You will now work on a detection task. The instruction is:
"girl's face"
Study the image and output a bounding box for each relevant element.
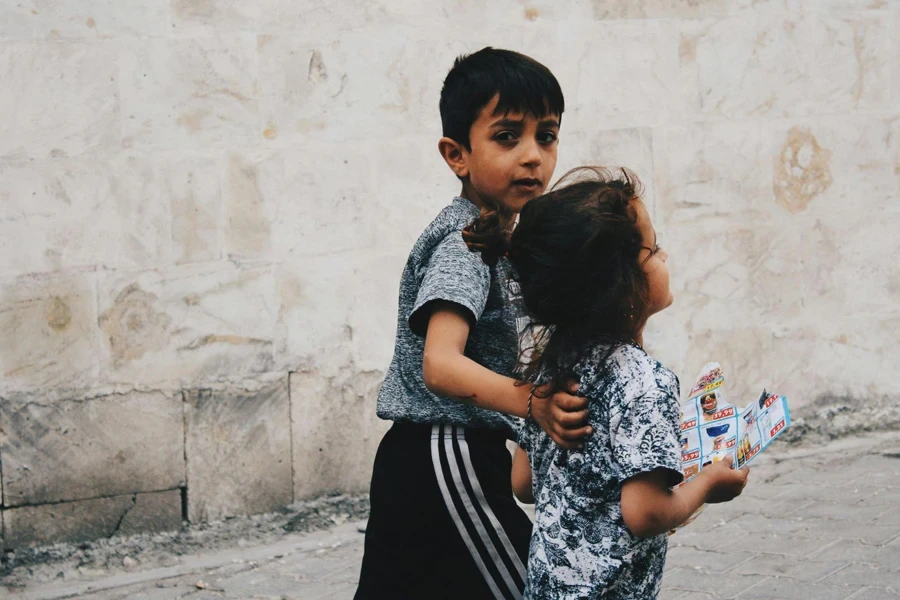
[634,200,673,317]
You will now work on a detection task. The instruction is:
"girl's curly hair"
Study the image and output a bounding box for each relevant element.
[464,167,649,396]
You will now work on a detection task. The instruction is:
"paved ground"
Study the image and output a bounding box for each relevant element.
[8,431,900,600]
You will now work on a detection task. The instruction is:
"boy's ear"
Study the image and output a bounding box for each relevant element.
[438,137,469,178]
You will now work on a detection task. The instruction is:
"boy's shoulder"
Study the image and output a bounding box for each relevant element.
[408,197,482,263]
[578,343,680,403]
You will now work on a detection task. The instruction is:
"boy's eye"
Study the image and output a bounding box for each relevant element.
[537,131,558,144]
[494,131,517,142]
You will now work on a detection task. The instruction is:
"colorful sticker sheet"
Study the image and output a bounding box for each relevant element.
[675,362,792,529]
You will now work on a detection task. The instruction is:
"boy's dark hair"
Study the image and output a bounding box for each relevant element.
[464,167,650,396]
[439,47,564,150]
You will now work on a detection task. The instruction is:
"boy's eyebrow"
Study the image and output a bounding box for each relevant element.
[489,118,525,129]
[488,117,561,129]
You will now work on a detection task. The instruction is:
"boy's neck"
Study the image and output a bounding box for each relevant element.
[459,185,517,231]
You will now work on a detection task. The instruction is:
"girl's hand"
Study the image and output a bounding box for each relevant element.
[701,459,750,504]
[530,382,592,450]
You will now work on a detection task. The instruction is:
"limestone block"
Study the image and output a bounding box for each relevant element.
[118,489,184,536]
[750,0,896,10]
[257,0,438,33]
[0,41,119,159]
[291,368,390,500]
[3,495,131,548]
[257,28,444,144]
[561,128,657,213]
[797,208,900,318]
[591,0,733,19]
[170,0,271,32]
[653,120,776,225]
[184,380,292,522]
[225,153,276,261]
[375,0,593,25]
[770,119,897,217]
[275,256,356,372]
[2,490,182,549]
[0,273,100,394]
[275,249,406,374]
[170,158,223,265]
[681,11,894,118]
[0,155,173,277]
[893,117,900,190]
[655,117,896,224]
[96,264,276,387]
[344,250,409,373]
[656,329,796,412]
[662,218,804,324]
[365,136,460,246]
[799,313,900,401]
[259,0,573,34]
[0,391,184,506]
[648,210,900,405]
[261,147,376,260]
[120,36,258,151]
[0,1,168,39]
[561,20,684,128]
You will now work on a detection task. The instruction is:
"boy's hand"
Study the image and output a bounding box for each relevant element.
[530,381,592,450]
[701,459,750,504]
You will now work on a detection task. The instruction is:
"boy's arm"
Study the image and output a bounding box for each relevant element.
[423,301,591,449]
[511,445,534,504]
[620,461,750,538]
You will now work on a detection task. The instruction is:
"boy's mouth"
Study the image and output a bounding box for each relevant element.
[513,178,542,191]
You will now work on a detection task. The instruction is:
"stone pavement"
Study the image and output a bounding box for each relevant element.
[9,431,900,600]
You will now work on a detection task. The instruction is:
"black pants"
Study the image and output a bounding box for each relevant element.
[355,422,533,600]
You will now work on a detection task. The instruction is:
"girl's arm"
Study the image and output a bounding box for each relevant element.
[423,301,591,449]
[511,445,534,504]
[620,460,750,538]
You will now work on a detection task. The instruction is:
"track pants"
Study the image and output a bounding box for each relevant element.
[355,422,533,600]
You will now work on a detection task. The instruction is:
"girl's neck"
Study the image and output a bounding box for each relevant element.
[632,324,645,349]
[459,185,517,232]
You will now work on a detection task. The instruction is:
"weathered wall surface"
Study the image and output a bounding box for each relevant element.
[0,0,897,547]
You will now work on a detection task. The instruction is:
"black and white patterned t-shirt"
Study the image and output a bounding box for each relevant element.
[376,197,524,438]
[518,342,683,599]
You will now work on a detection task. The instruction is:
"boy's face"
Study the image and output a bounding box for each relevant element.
[447,94,560,215]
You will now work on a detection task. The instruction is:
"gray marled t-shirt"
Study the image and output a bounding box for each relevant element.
[376,197,523,438]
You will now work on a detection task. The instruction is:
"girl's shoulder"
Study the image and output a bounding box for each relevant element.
[577,342,680,404]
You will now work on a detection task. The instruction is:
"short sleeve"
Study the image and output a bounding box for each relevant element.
[516,418,538,452]
[611,388,684,486]
[408,231,491,337]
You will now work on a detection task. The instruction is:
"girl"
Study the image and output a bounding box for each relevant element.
[466,167,750,599]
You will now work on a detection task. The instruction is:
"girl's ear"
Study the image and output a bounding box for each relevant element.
[438,137,469,178]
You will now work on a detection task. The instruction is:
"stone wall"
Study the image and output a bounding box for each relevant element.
[1,0,897,547]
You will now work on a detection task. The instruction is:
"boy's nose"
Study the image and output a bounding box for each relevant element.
[520,139,542,167]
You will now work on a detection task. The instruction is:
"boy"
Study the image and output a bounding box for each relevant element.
[355,48,589,600]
